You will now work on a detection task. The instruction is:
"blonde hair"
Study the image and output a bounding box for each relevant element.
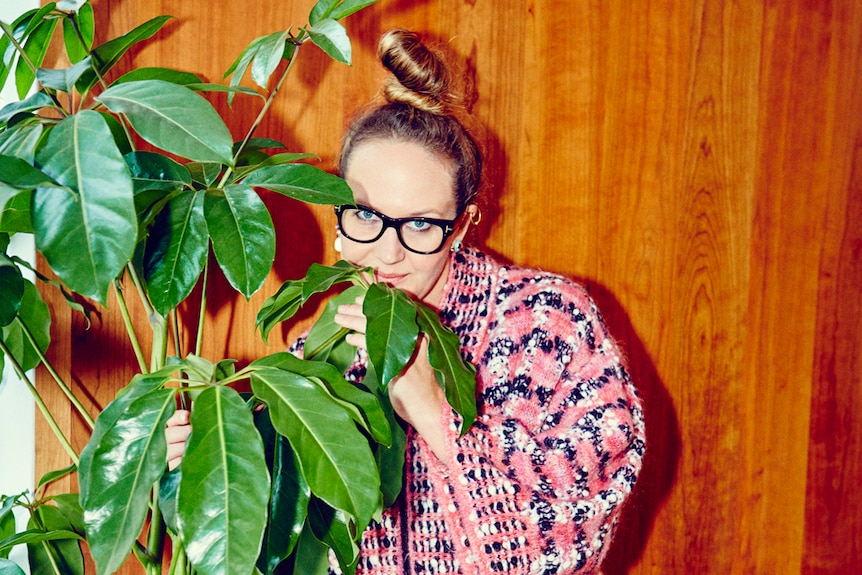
[338,28,482,213]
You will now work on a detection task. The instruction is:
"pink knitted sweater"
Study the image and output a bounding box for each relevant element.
[335,247,645,575]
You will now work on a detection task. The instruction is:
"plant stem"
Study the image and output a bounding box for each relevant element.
[147,487,166,572]
[15,316,95,430]
[0,338,79,465]
[194,257,209,358]
[218,42,303,187]
[114,280,148,374]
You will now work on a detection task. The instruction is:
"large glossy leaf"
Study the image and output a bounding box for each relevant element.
[143,189,208,316]
[61,2,95,63]
[15,9,59,99]
[363,283,419,388]
[75,15,172,93]
[304,19,351,65]
[0,281,50,373]
[291,524,331,575]
[35,57,92,93]
[415,304,477,435]
[205,184,275,298]
[242,163,353,205]
[250,367,380,525]
[367,368,406,508]
[177,386,269,575]
[97,80,234,164]
[0,254,24,326]
[77,369,173,505]
[254,409,309,574]
[80,388,176,575]
[33,110,136,304]
[0,190,33,234]
[253,351,390,446]
[27,504,84,575]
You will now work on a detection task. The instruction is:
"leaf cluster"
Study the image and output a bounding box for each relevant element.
[0,1,478,574]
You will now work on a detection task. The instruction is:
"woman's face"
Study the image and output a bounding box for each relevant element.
[341,139,463,307]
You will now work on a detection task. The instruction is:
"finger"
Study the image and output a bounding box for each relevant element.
[165,423,191,444]
[345,332,367,349]
[335,305,367,333]
[166,409,190,427]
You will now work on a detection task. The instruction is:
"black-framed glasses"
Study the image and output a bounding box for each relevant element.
[335,204,462,255]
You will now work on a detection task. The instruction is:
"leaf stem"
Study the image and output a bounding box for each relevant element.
[113,279,148,374]
[0,338,79,465]
[195,257,209,358]
[15,316,95,430]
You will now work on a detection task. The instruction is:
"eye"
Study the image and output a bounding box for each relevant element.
[355,209,380,224]
[405,219,433,233]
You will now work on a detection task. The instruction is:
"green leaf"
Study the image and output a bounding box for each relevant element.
[307,498,359,575]
[303,284,363,366]
[61,2,95,63]
[27,504,84,575]
[15,10,59,100]
[255,279,305,344]
[304,19,351,65]
[250,367,380,525]
[291,524,331,575]
[0,280,50,372]
[205,184,275,298]
[124,151,192,194]
[79,387,176,575]
[0,92,54,124]
[186,162,223,187]
[75,15,172,93]
[0,155,62,191]
[47,493,85,536]
[0,529,83,553]
[77,368,174,505]
[35,57,91,93]
[329,0,379,22]
[0,122,45,164]
[251,31,289,89]
[33,110,136,304]
[366,366,406,508]
[35,464,76,491]
[363,283,419,388]
[113,66,202,86]
[0,254,24,327]
[253,351,390,446]
[0,558,26,575]
[143,189,208,316]
[178,386,269,575]
[254,409,309,574]
[0,189,33,234]
[301,260,363,301]
[97,80,235,164]
[241,163,354,205]
[415,304,477,435]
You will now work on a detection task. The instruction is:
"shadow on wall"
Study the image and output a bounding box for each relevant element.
[584,281,681,574]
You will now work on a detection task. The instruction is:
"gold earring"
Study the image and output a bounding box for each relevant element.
[469,206,482,226]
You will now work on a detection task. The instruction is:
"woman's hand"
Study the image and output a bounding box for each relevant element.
[165,409,191,471]
[335,298,448,461]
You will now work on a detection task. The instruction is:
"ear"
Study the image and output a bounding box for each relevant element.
[455,204,481,243]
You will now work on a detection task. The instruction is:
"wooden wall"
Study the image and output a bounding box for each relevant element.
[33,0,861,573]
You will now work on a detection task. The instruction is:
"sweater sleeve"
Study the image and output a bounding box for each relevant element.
[432,275,645,575]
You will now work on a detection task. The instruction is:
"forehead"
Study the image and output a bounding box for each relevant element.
[344,139,457,218]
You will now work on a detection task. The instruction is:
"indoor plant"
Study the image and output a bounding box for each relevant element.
[0,1,476,574]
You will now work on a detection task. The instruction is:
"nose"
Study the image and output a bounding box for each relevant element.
[374,226,406,264]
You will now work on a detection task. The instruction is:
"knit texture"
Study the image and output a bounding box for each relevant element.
[319,247,645,575]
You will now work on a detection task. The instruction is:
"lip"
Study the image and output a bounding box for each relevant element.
[375,271,407,285]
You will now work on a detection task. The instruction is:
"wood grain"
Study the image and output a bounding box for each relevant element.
[27,0,862,573]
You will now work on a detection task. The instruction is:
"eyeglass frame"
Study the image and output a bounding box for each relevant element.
[334,204,464,255]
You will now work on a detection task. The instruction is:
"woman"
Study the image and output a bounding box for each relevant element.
[168,28,645,575]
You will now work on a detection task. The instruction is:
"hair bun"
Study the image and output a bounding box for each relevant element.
[378,28,452,114]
